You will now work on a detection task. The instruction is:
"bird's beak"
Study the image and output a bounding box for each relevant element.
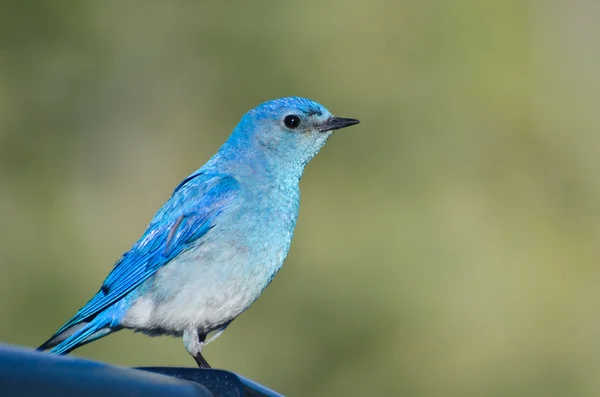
[319,117,360,132]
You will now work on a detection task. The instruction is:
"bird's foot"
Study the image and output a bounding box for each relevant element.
[194,353,211,368]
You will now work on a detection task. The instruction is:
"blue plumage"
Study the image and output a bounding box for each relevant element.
[38,97,359,367]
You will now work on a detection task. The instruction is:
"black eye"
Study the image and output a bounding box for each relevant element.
[283,115,301,129]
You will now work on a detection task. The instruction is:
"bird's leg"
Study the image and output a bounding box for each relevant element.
[183,328,211,368]
[194,353,211,368]
[194,332,211,368]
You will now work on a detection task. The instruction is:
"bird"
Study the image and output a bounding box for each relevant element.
[37,96,359,368]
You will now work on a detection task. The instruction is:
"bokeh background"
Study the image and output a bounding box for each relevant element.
[1,1,599,396]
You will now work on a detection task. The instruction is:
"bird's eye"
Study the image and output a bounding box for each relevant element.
[283,115,301,129]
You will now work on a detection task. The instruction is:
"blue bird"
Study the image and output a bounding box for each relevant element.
[37,97,359,367]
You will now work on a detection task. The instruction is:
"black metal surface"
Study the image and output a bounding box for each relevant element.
[139,367,285,397]
[0,344,284,397]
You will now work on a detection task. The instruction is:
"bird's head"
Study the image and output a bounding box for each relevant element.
[223,97,359,176]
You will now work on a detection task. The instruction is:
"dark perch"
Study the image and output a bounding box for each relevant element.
[0,343,284,397]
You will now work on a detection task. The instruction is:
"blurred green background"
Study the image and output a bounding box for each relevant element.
[1,1,599,396]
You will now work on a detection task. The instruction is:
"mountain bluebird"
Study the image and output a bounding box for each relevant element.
[37,97,359,368]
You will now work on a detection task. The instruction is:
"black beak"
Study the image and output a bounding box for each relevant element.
[319,117,360,132]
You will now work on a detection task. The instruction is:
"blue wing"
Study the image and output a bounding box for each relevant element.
[40,171,239,348]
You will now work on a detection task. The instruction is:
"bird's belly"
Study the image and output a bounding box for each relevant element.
[121,237,288,334]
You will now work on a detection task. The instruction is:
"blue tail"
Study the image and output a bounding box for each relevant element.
[37,302,123,355]
[50,319,115,355]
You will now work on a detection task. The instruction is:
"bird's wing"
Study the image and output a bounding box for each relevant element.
[54,172,239,334]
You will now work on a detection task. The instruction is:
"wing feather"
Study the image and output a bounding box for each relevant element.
[47,172,239,339]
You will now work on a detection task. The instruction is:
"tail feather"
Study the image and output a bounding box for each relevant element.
[50,319,114,355]
[38,312,118,355]
[38,295,127,355]
[37,323,89,351]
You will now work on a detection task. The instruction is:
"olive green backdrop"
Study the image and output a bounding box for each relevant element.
[1,1,599,396]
